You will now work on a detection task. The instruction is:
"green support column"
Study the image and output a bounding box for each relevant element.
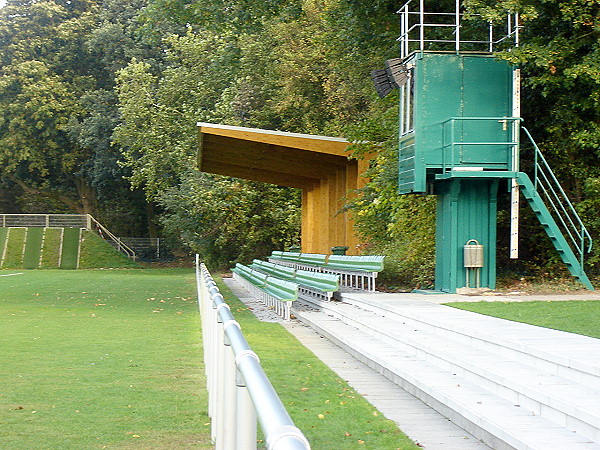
[434,178,499,293]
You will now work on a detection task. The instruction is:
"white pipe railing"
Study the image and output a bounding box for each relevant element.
[0,213,88,228]
[87,215,136,261]
[196,256,310,450]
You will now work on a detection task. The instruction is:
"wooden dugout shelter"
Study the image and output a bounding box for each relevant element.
[196,122,370,255]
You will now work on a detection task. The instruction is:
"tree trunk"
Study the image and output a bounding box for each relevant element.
[75,177,98,216]
[146,200,159,238]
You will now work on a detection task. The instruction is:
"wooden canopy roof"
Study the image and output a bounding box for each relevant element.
[197,122,353,189]
[196,122,368,254]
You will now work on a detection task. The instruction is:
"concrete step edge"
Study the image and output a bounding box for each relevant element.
[292,307,600,449]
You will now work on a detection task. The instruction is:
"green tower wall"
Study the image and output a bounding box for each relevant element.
[434,178,499,292]
[398,53,514,194]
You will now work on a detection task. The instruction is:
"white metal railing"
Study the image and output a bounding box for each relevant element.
[87,216,136,261]
[0,214,89,228]
[398,0,520,59]
[441,116,521,172]
[196,256,310,450]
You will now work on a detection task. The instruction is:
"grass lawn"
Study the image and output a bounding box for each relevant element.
[1,267,420,449]
[0,268,210,449]
[448,300,600,339]
[215,276,420,450]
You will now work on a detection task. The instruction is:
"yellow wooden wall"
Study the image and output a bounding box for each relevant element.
[301,159,369,255]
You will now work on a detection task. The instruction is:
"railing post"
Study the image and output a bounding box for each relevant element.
[223,329,238,450]
[419,0,425,52]
[236,370,257,450]
[455,0,460,53]
[215,313,226,449]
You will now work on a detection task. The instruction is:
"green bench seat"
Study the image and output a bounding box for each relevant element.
[259,277,298,320]
[248,259,265,271]
[295,269,339,292]
[324,255,385,272]
[232,263,298,320]
[233,263,268,287]
[269,251,285,260]
[261,277,298,302]
[297,253,327,266]
[321,255,385,292]
[268,251,300,267]
[294,269,339,301]
[280,252,301,261]
[257,261,296,280]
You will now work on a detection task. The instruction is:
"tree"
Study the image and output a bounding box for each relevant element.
[0,0,104,214]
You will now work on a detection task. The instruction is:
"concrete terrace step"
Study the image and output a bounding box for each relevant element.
[292,295,600,449]
[302,300,600,442]
[341,292,600,390]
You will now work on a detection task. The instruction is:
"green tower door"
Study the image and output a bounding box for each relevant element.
[435,178,499,293]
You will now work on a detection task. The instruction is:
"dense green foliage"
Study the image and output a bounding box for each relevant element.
[0,0,598,280]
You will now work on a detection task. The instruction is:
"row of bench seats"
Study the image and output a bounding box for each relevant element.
[231,263,298,320]
[268,252,385,292]
[249,259,340,301]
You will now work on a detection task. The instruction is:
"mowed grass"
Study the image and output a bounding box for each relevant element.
[215,276,420,450]
[79,231,140,269]
[1,267,420,449]
[448,300,600,339]
[0,269,209,449]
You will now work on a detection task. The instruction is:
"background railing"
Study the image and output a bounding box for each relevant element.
[87,215,137,261]
[441,116,521,172]
[0,213,89,228]
[521,127,593,267]
[398,0,520,59]
[196,256,310,450]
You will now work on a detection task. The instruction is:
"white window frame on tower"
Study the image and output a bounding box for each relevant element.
[400,69,414,136]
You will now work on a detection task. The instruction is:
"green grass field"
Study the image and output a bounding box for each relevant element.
[79,231,140,269]
[23,227,44,269]
[40,228,62,269]
[448,300,600,338]
[3,227,26,268]
[0,269,209,448]
[0,267,421,449]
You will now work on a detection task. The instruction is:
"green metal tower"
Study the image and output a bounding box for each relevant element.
[372,0,594,292]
